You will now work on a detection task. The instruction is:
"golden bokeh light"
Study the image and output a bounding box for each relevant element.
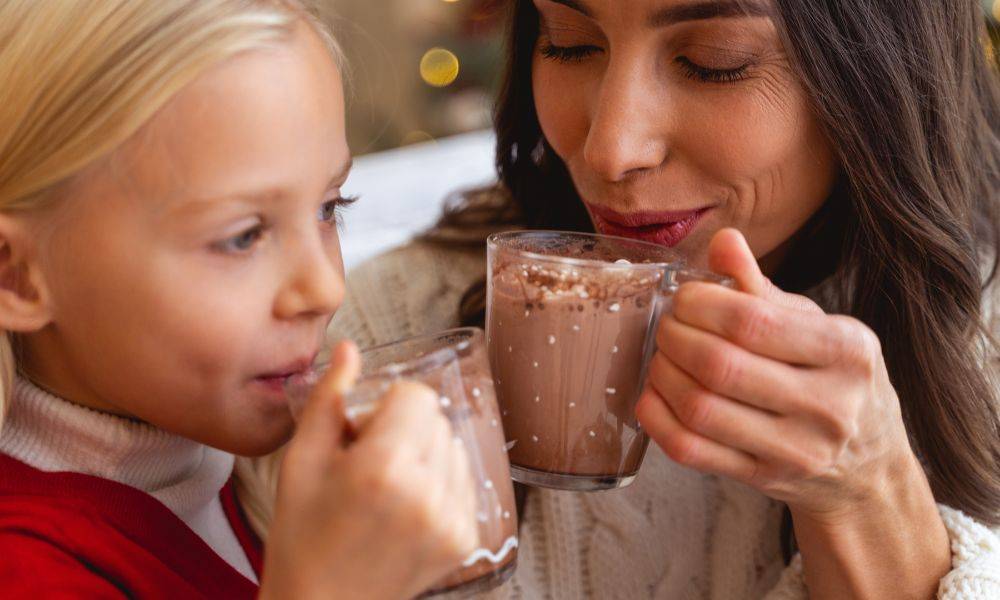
[401,130,436,146]
[420,48,460,87]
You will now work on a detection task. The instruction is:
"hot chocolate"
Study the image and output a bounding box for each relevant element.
[486,231,678,491]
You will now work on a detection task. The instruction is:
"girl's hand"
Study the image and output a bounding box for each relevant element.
[637,229,949,598]
[259,341,479,600]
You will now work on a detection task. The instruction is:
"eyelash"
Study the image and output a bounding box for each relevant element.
[319,195,359,229]
[213,195,359,255]
[540,42,601,62]
[539,42,751,84]
[675,56,750,83]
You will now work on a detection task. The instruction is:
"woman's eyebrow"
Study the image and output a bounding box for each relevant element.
[545,0,594,18]
[543,0,772,25]
[648,1,772,26]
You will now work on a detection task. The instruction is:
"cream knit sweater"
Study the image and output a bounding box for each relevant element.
[326,241,1000,599]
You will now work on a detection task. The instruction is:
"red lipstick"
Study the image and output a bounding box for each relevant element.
[587,203,711,247]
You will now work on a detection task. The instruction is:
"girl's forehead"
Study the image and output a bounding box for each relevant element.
[100,23,348,211]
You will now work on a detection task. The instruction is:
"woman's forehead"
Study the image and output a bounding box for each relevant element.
[535,0,773,25]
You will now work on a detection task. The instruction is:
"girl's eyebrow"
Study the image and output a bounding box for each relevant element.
[329,157,353,188]
[542,0,772,25]
[163,157,353,218]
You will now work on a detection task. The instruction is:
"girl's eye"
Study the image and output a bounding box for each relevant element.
[319,195,358,227]
[214,224,265,254]
[676,56,751,83]
[540,42,602,63]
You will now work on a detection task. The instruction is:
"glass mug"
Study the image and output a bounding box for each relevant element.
[486,230,731,491]
[287,328,518,598]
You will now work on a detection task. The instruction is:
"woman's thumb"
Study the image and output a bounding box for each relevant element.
[294,340,361,447]
[707,228,822,313]
[707,228,769,296]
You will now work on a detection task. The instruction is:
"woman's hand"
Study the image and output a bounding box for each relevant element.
[637,229,949,599]
[259,341,479,600]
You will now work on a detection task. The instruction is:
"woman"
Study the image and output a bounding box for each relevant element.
[326,0,1000,597]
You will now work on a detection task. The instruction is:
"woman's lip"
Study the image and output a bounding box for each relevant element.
[588,204,712,248]
[586,203,711,227]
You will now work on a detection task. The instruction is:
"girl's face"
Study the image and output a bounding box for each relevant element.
[19,24,349,455]
[531,0,838,270]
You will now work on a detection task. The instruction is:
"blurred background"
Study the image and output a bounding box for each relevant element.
[324,0,505,155]
[325,0,999,156]
[325,0,1000,270]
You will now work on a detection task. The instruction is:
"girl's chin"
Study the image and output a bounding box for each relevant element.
[216,425,294,457]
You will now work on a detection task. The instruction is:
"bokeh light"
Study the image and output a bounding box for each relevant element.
[401,130,436,146]
[420,47,460,87]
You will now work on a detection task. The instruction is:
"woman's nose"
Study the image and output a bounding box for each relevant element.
[583,58,669,182]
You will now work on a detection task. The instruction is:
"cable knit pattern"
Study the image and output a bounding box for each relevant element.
[0,377,257,583]
[937,506,1000,599]
[331,240,1000,599]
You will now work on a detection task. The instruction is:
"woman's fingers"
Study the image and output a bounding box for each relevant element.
[647,351,802,463]
[669,282,848,368]
[655,315,808,414]
[636,385,758,484]
[706,228,822,314]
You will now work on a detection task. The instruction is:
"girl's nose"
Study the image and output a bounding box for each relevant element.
[274,236,344,320]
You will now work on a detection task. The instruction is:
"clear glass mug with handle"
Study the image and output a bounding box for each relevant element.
[286,327,518,598]
[486,230,732,491]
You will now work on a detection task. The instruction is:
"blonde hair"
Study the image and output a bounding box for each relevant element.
[0,0,341,538]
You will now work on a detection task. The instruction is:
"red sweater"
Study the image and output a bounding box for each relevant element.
[0,452,263,598]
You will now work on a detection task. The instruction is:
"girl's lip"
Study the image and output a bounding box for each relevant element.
[587,204,713,248]
[254,354,318,390]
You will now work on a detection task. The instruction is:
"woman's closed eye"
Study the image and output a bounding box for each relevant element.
[539,42,603,63]
[541,42,753,84]
[675,56,752,83]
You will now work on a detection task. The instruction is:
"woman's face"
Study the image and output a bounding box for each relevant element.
[531,0,838,270]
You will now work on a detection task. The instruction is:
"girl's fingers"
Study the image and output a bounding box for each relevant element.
[445,437,479,557]
[294,340,360,449]
[636,386,758,484]
[416,413,454,521]
[670,282,847,368]
[647,352,798,463]
[353,381,440,454]
[655,316,807,414]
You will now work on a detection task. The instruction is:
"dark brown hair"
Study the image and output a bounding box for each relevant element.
[430,0,1000,525]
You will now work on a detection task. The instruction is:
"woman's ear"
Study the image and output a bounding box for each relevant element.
[0,215,52,333]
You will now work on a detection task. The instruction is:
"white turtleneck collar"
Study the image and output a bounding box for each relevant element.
[0,375,257,583]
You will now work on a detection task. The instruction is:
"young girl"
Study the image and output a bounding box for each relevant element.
[0,1,479,597]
